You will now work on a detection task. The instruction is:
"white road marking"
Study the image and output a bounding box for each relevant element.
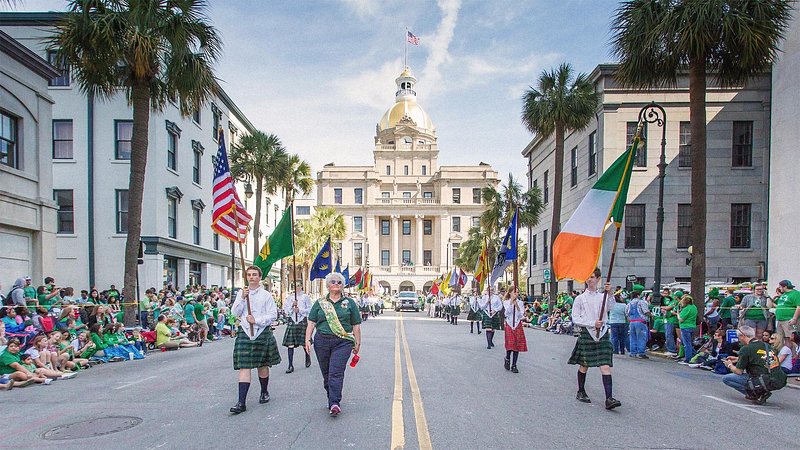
[703,395,772,416]
[114,375,157,390]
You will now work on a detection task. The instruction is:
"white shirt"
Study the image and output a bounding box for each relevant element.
[469,296,481,312]
[503,299,525,329]
[480,294,503,317]
[232,286,277,340]
[283,291,312,323]
[571,289,615,329]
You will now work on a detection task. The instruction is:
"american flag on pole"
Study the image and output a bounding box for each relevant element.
[211,129,251,242]
[407,30,420,45]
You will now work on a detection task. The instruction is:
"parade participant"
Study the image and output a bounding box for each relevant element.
[568,268,620,410]
[230,266,281,415]
[449,293,461,325]
[480,287,503,349]
[283,284,313,374]
[467,293,482,334]
[503,287,528,373]
[305,272,362,417]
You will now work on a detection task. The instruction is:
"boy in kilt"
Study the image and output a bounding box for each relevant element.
[283,284,312,374]
[568,268,621,410]
[466,293,482,334]
[480,288,504,349]
[230,266,281,415]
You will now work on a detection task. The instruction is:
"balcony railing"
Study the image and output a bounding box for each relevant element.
[376,197,439,205]
[371,265,442,275]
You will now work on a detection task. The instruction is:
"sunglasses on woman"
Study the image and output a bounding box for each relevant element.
[329,280,343,285]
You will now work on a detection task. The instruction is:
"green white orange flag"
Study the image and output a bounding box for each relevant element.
[552,125,641,282]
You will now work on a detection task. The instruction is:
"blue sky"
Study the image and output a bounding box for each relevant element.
[9,0,618,183]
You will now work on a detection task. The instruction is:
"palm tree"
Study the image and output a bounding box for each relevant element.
[455,225,496,271]
[522,63,599,306]
[307,207,345,295]
[611,0,792,308]
[282,154,314,208]
[51,0,221,325]
[230,131,288,261]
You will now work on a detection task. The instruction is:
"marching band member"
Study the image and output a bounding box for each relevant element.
[467,292,482,334]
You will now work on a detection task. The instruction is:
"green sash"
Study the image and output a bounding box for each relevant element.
[319,296,356,344]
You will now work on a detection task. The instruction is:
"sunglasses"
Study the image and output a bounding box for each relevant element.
[329,280,343,285]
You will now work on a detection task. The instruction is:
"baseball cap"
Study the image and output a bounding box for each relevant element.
[24,276,31,281]
[779,280,795,289]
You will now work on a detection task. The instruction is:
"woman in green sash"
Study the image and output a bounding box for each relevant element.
[305,272,362,417]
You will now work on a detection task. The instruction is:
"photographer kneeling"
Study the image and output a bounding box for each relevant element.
[722,325,786,405]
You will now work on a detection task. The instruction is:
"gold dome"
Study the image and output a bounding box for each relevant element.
[379,99,434,132]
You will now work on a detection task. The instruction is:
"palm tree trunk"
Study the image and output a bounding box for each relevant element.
[122,82,150,326]
[252,178,263,261]
[548,123,565,311]
[689,58,707,312]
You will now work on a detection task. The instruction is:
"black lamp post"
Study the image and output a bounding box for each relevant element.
[638,102,667,306]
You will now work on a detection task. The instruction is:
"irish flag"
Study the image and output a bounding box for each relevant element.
[552,127,641,282]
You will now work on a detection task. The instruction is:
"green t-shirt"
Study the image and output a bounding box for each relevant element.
[679,304,697,329]
[139,296,151,311]
[0,350,21,375]
[743,295,767,320]
[308,296,362,336]
[23,286,36,299]
[90,333,108,350]
[194,304,205,321]
[38,293,55,310]
[665,298,680,325]
[719,296,736,319]
[184,304,196,324]
[735,340,770,377]
[775,290,800,321]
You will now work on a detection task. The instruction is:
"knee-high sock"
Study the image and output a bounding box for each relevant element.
[477,321,481,332]
[470,322,474,333]
[489,330,495,345]
[287,347,294,366]
[602,374,613,399]
[486,331,493,346]
[506,350,512,360]
[238,382,250,404]
[259,376,270,395]
[577,371,587,393]
[512,351,519,365]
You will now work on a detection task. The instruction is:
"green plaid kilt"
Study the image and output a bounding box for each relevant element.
[445,305,452,314]
[481,310,502,329]
[233,328,282,370]
[466,309,481,321]
[568,328,614,367]
[282,318,307,348]
[451,306,461,315]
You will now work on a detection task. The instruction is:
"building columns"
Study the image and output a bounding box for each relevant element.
[415,215,423,267]
[391,215,399,266]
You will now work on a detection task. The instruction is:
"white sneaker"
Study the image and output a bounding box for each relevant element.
[688,363,702,368]
[59,372,77,380]
[678,361,689,365]
[664,352,678,357]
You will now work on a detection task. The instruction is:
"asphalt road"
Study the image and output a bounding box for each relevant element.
[2,310,798,449]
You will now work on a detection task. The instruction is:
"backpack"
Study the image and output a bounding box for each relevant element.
[746,342,787,395]
[3,287,19,306]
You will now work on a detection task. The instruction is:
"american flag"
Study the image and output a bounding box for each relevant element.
[407,31,420,45]
[211,129,251,242]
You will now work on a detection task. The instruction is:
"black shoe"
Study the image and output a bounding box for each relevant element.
[511,365,519,374]
[751,392,771,405]
[285,365,294,374]
[259,392,270,404]
[477,330,482,334]
[504,358,511,371]
[576,391,591,403]
[487,345,492,349]
[637,354,650,360]
[305,354,312,368]
[605,397,621,410]
[230,402,246,414]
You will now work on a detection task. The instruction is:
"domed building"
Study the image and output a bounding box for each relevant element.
[316,67,499,295]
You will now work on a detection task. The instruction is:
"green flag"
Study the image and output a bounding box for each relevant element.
[254,208,294,275]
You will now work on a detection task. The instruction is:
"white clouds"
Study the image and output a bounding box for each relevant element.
[340,58,405,111]
[421,0,462,95]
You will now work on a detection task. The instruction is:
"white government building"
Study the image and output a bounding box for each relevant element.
[0,13,281,293]
[316,67,499,295]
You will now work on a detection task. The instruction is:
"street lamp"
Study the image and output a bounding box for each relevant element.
[244,182,254,199]
[638,102,667,306]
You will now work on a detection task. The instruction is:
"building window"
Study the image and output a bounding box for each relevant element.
[167,197,177,238]
[192,109,201,125]
[167,130,178,171]
[334,188,342,204]
[53,190,74,234]
[677,204,691,249]
[402,249,411,265]
[588,131,597,176]
[381,250,390,266]
[531,234,537,266]
[404,165,409,175]
[213,232,219,250]
[115,120,133,160]
[402,220,411,235]
[543,171,549,204]
[543,230,548,263]
[192,207,201,245]
[354,188,363,204]
[422,165,427,175]
[382,192,390,199]
[296,205,311,215]
[386,165,391,175]
[193,148,201,184]
[354,243,363,266]
[452,216,461,232]
[473,188,481,204]
[451,243,460,264]
[452,188,461,204]
[1,111,19,169]
[730,203,752,249]
[423,250,432,266]
[570,146,578,187]
[624,204,646,249]
[423,219,432,235]
[381,219,390,235]
[115,190,129,234]
[732,121,753,167]
[423,191,432,199]
[472,216,480,229]
[163,257,177,287]
[52,120,73,159]
[47,50,70,87]
[403,192,411,199]
[212,104,222,141]
[353,216,363,232]
[679,121,691,167]
[627,122,647,167]
[188,261,202,286]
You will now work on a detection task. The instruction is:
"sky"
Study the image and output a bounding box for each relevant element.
[6,0,618,184]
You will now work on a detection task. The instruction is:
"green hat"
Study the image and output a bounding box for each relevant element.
[708,287,720,299]
[632,284,645,293]
[673,290,684,298]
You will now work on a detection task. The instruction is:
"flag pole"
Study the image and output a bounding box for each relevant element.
[233,203,254,336]
[290,200,298,322]
[404,27,408,68]
[596,226,621,338]
[513,207,519,290]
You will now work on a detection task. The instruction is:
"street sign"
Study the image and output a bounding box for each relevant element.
[626,274,637,282]
[543,269,551,283]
